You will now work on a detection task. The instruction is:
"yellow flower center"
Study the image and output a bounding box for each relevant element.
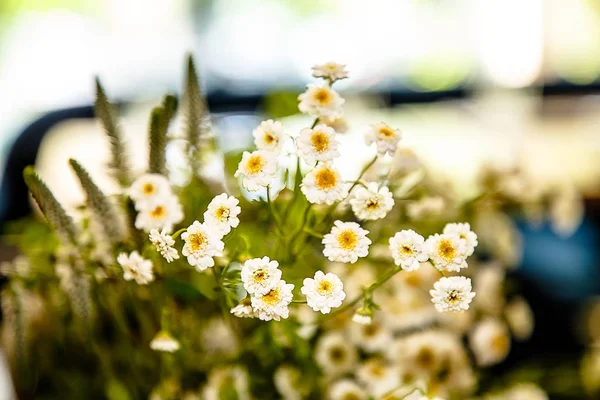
[311,131,330,152]
[491,333,509,354]
[329,346,347,363]
[215,206,230,221]
[314,168,337,190]
[246,154,265,174]
[337,229,358,250]
[364,324,379,337]
[150,205,166,219]
[379,126,395,138]
[188,233,206,251]
[447,289,461,304]
[261,287,281,306]
[143,183,155,195]
[253,269,267,282]
[317,280,332,295]
[416,347,436,369]
[400,245,414,256]
[342,394,361,400]
[366,199,379,210]
[314,88,331,104]
[437,239,456,261]
[264,133,276,144]
[369,362,386,378]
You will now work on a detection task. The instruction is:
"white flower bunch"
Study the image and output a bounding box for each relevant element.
[129,173,183,232]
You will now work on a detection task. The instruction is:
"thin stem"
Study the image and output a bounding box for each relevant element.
[310,118,319,129]
[291,299,307,304]
[347,155,378,195]
[429,260,445,277]
[266,186,285,236]
[171,227,187,239]
[303,227,324,239]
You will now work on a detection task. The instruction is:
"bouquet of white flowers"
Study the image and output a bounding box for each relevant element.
[1,56,554,399]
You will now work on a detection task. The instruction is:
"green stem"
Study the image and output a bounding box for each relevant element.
[303,227,324,239]
[266,186,285,237]
[291,299,307,304]
[429,260,445,277]
[171,227,187,239]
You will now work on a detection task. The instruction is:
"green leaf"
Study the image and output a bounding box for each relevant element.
[95,78,130,186]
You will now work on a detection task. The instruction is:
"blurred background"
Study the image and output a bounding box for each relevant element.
[1,0,600,397]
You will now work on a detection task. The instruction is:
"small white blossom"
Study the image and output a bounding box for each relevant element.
[356,358,400,398]
[348,320,393,353]
[117,251,154,285]
[389,229,429,271]
[352,307,373,325]
[150,331,181,353]
[322,221,371,264]
[328,380,367,400]
[469,318,511,366]
[129,173,172,209]
[301,164,348,205]
[430,276,476,312]
[253,119,288,153]
[504,297,534,341]
[301,270,346,314]
[135,194,184,233]
[298,83,344,118]
[349,182,395,221]
[204,193,241,236]
[235,150,278,191]
[312,62,349,82]
[315,332,358,377]
[241,256,282,296]
[364,122,402,156]
[443,222,478,257]
[426,233,468,272]
[297,124,340,165]
[181,221,225,271]
[149,229,179,262]
[230,299,257,319]
[251,280,295,321]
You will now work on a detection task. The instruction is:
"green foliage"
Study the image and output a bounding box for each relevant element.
[94,78,130,187]
[22,166,78,246]
[148,95,178,175]
[69,159,126,245]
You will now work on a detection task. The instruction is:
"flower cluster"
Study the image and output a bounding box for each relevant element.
[129,174,183,233]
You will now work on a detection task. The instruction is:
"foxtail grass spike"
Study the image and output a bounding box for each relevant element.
[23,166,78,246]
[148,94,178,175]
[182,54,210,167]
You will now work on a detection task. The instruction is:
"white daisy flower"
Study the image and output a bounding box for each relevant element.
[356,358,400,398]
[301,270,346,314]
[348,320,393,353]
[181,221,225,271]
[297,124,340,165]
[322,221,371,264]
[253,119,288,153]
[230,298,257,319]
[425,233,468,272]
[364,122,402,156]
[204,193,241,236]
[150,330,181,353]
[312,62,349,82]
[149,229,179,262]
[241,256,282,296]
[234,150,278,192]
[328,379,367,400]
[251,279,294,321]
[134,194,184,233]
[349,182,395,221]
[117,251,154,285]
[129,173,172,209]
[389,229,429,271]
[301,164,348,205]
[469,318,511,366]
[430,276,476,313]
[443,222,478,256]
[315,332,358,377]
[298,83,344,118]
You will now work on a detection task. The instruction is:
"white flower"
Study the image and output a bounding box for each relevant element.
[503,383,548,400]
[234,150,278,191]
[356,358,400,398]
[301,270,346,314]
[117,251,154,285]
[349,182,395,221]
[297,124,340,165]
[364,122,402,156]
[389,229,429,271]
[430,276,476,312]
[426,233,468,272]
[181,221,225,271]
[312,62,349,82]
[469,318,511,366]
[274,366,304,400]
[315,332,358,376]
[504,296,534,341]
[251,280,294,321]
[253,119,288,153]
[352,307,373,325]
[323,221,371,263]
[348,320,393,353]
[230,299,257,319]
[443,222,478,256]
[204,193,241,236]
[301,164,348,205]
[241,256,282,296]
[328,379,367,400]
[150,330,180,352]
[129,173,172,209]
[149,229,179,262]
[298,83,344,118]
[134,194,184,233]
